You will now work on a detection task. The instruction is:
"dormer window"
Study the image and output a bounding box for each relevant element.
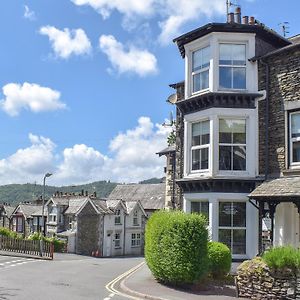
[219,44,246,90]
[192,46,210,93]
[114,209,121,225]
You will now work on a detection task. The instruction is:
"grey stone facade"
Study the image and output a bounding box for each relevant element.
[258,46,300,177]
[76,201,103,256]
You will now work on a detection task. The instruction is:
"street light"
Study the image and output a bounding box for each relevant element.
[40,173,52,257]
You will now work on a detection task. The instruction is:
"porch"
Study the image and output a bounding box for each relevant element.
[249,176,300,253]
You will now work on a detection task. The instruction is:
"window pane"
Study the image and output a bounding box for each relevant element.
[219,67,231,89]
[192,121,210,146]
[233,230,246,254]
[219,44,232,65]
[219,146,231,170]
[219,229,231,250]
[192,50,202,72]
[233,146,246,170]
[201,148,209,169]
[232,202,246,227]
[219,202,232,227]
[292,114,300,138]
[233,68,246,89]
[193,46,210,71]
[192,149,200,170]
[200,70,209,90]
[192,122,201,146]
[201,202,209,220]
[193,73,201,93]
[191,202,200,213]
[293,141,300,162]
[232,45,246,65]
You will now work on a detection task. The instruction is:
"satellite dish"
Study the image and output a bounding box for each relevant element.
[167,93,177,104]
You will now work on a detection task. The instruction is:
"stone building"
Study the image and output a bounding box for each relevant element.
[159,7,299,259]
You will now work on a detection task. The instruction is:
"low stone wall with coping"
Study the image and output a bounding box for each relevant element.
[235,258,300,299]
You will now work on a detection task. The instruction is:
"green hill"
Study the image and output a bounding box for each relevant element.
[0,181,118,205]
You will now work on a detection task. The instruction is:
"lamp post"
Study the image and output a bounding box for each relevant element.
[40,172,52,256]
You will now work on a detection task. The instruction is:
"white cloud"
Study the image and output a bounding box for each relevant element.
[0,82,66,116]
[39,26,92,59]
[0,134,56,184]
[0,117,170,185]
[99,35,158,76]
[24,5,36,21]
[71,0,225,44]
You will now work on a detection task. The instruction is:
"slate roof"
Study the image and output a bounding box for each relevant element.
[49,197,70,206]
[91,199,112,214]
[249,176,300,199]
[16,204,43,218]
[108,184,165,210]
[3,205,14,218]
[156,145,176,157]
[31,206,48,216]
[64,198,89,215]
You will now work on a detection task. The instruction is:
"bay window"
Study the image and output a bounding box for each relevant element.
[191,120,210,171]
[290,112,300,165]
[219,44,246,90]
[191,201,209,221]
[219,119,246,171]
[219,201,246,255]
[192,46,210,93]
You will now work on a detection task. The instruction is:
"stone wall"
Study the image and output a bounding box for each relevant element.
[76,201,102,256]
[236,258,300,299]
[258,46,300,177]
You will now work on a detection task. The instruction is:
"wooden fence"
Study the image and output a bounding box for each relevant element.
[0,235,53,259]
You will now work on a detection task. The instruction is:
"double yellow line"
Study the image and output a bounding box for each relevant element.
[105,261,145,300]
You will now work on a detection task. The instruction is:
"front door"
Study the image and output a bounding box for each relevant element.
[106,233,112,257]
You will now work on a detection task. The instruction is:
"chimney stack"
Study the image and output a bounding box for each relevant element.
[227,12,235,23]
[242,16,249,25]
[234,7,241,24]
[249,16,255,25]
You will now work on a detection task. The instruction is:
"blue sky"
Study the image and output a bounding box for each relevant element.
[0,0,299,186]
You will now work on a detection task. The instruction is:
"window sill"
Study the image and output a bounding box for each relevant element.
[131,245,141,248]
[114,247,122,249]
[114,223,122,226]
[283,168,300,176]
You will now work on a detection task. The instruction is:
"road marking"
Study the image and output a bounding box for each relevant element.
[106,262,145,300]
[0,258,39,269]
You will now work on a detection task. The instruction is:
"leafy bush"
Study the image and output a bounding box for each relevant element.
[27,233,66,252]
[207,241,231,278]
[0,227,22,239]
[145,210,209,285]
[262,246,300,271]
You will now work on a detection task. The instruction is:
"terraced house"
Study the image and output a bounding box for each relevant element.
[160,7,300,260]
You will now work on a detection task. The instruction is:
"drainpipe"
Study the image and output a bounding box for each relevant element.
[171,152,176,210]
[123,211,126,256]
[260,58,270,180]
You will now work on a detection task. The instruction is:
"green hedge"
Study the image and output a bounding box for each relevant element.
[208,241,231,278]
[27,232,66,252]
[0,227,22,239]
[145,210,209,285]
[262,246,300,271]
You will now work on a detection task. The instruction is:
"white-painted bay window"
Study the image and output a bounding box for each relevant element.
[191,120,210,171]
[219,44,246,90]
[290,112,300,166]
[219,119,246,171]
[191,201,209,221]
[192,46,210,93]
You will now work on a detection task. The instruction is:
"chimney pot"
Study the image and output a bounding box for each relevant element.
[227,12,235,23]
[242,16,249,25]
[249,16,255,25]
[234,7,241,24]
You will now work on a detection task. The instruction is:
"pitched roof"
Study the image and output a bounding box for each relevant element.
[156,145,176,157]
[15,204,43,218]
[64,198,89,215]
[91,199,112,214]
[3,205,14,218]
[249,176,300,199]
[49,197,70,206]
[108,184,165,210]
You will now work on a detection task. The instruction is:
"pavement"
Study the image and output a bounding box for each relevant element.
[120,262,241,300]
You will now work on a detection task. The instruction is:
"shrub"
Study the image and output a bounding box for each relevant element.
[0,227,22,239]
[262,246,300,271]
[145,210,209,285]
[27,233,66,252]
[207,241,231,278]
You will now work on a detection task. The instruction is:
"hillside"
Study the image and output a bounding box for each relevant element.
[0,181,118,205]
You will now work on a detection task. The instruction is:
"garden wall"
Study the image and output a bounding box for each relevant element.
[236,258,300,299]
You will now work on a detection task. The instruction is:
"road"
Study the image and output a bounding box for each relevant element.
[0,253,144,300]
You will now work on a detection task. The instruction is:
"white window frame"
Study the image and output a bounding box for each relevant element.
[218,200,247,256]
[184,107,257,178]
[191,46,210,95]
[190,120,210,172]
[218,118,247,172]
[218,43,247,91]
[114,233,121,248]
[133,210,139,226]
[131,233,141,247]
[114,209,121,225]
[289,111,300,167]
